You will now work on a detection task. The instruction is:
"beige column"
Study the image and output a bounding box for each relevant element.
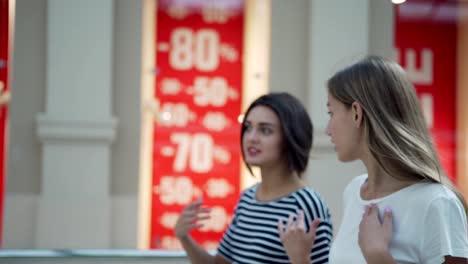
[35,0,117,248]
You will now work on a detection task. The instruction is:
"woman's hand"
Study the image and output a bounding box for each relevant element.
[174,198,211,240]
[278,210,320,264]
[358,204,394,263]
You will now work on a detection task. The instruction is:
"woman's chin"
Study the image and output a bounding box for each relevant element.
[245,159,261,166]
[337,154,356,163]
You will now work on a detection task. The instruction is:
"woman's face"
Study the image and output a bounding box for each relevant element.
[326,92,361,162]
[242,105,284,168]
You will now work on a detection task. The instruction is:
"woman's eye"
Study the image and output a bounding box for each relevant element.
[261,127,272,134]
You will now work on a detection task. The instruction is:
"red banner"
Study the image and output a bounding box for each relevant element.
[0,0,9,246]
[150,0,244,249]
[394,0,457,181]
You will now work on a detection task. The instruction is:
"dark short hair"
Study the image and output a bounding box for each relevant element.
[241,92,313,176]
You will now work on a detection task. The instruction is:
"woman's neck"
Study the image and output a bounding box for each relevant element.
[361,155,416,200]
[256,164,304,201]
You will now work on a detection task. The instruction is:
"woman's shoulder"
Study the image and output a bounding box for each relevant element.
[294,187,333,231]
[411,182,459,200]
[300,185,327,202]
[296,187,332,215]
[402,182,464,213]
[239,183,259,199]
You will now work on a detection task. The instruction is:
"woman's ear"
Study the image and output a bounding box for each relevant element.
[351,102,364,128]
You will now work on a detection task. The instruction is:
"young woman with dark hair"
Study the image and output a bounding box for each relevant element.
[174,92,333,264]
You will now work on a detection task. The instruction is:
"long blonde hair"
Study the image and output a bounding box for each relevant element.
[327,55,468,216]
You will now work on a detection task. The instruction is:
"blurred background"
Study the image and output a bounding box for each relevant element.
[0,0,467,263]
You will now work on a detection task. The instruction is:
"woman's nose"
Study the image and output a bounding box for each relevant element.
[246,129,259,142]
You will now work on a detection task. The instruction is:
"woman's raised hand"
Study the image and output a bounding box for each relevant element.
[174,198,212,239]
[278,210,320,264]
[358,204,393,262]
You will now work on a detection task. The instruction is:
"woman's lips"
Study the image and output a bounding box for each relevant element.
[246,146,261,156]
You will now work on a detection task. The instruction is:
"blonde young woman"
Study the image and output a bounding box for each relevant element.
[279,56,468,264]
[174,93,333,264]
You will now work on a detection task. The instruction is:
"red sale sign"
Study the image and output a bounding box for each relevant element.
[394,0,457,181]
[0,0,9,246]
[150,0,244,249]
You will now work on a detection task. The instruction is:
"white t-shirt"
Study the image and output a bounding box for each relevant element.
[329,174,468,264]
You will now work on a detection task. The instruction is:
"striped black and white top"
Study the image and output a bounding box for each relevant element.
[217,184,333,264]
